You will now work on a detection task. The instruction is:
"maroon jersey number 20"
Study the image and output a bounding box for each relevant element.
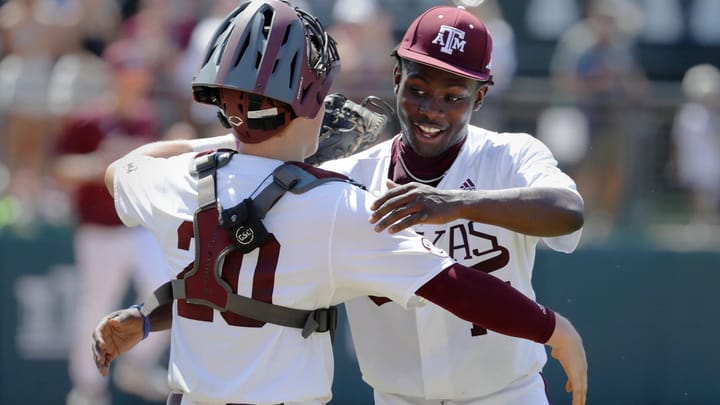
[174,216,279,327]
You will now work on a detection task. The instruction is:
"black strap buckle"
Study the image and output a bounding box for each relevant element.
[301,306,338,338]
[314,306,338,333]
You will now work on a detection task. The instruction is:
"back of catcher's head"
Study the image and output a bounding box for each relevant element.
[191,0,340,144]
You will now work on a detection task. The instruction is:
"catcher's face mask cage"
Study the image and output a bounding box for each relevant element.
[191,0,340,143]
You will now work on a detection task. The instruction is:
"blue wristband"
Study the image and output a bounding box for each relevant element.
[129,304,150,340]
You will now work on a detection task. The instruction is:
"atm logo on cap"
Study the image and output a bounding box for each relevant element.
[431,25,466,55]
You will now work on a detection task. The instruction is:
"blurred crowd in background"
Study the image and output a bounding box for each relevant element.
[0,0,719,250]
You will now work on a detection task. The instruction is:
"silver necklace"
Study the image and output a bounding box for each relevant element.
[398,152,447,184]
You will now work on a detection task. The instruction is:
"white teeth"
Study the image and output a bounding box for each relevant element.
[417,124,440,134]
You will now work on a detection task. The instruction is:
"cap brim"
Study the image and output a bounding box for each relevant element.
[396,47,491,82]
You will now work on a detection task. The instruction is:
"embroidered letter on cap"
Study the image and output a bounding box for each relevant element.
[431,25,467,55]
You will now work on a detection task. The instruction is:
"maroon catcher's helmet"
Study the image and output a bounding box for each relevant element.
[192,0,340,143]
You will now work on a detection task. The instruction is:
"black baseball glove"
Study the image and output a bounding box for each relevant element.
[305,93,394,166]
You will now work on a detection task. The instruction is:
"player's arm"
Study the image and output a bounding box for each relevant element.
[369,180,584,236]
[415,263,587,405]
[92,302,173,377]
[104,134,239,195]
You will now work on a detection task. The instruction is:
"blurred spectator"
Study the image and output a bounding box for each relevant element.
[462,0,517,131]
[328,0,395,102]
[48,40,112,120]
[0,0,61,218]
[689,0,720,45]
[45,0,124,119]
[121,0,200,134]
[548,0,649,238]
[525,0,579,40]
[636,0,683,45]
[671,63,720,226]
[51,39,170,405]
[376,0,445,41]
[172,0,237,138]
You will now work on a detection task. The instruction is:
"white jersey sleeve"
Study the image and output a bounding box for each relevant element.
[504,133,583,253]
[113,152,196,229]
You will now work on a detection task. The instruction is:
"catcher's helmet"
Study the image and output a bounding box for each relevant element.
[192,0,340,143]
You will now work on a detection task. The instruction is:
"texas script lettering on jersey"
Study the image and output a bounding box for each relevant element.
[371,220,511,336]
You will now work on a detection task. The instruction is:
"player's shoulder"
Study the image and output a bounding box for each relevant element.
[469,125,547,153]
[288,161,353,182]
[286,162,366,191]
[320,138,392,171]
[470,125,534,144]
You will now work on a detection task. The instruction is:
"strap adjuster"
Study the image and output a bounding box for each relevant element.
[301,306,338,338]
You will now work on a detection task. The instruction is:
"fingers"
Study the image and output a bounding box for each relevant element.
[370,193,410,223]
[570,349,587,405]
[573,370,588,405]
[92,327,111,377]
[92,314,122,377]
[548,315,587,405]
[370,188,404,212]
[370,199,423,232]
[369,185,424,229]
[96,358,110,377]
[91,340,106,376]
[572,380,587,405]
[369,180,411,211]
[554,346,587,405]
[369,183,451,232]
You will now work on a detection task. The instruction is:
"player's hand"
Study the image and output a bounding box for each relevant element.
[92,308,145,377]
[545,313,588,405]
[369,180,463,233]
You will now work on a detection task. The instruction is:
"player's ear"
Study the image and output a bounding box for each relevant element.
[473,83,489,111]
[392,64,401,94]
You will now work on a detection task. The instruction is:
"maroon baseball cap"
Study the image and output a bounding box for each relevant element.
[396,6,493,81]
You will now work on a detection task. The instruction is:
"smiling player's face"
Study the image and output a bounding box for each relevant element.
[394,61,487,158]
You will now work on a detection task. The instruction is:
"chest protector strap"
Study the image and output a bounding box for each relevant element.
[141,150,351,339]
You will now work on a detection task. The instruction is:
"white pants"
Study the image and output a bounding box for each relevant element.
[373,373,549,405]
[68,225,170,395]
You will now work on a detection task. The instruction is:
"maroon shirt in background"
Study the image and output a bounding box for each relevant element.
[54,101,158,226]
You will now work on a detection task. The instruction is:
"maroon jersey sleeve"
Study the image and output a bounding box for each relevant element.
[416,263,556,343]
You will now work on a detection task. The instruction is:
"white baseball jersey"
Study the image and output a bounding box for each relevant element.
[321,126,582,400]
[112,152,455,404]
